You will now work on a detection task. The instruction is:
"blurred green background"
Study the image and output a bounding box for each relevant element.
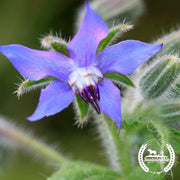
[0,0,180,179]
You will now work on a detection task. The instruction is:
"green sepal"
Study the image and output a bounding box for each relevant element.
[97,24,133,52]
[41,35,69,56]
[104,73,135,87]
[17,77,56,96]
[47,161,120,180]
[75,95,89,124]
[51,42,70,57]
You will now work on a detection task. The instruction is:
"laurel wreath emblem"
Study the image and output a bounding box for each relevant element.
[138,141,175,174]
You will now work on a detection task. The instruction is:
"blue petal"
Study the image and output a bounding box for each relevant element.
[67,1,109,67]
[0,44,74,81]
[96,40,163,74]
[98,77,121,133]
[27,80,75,121]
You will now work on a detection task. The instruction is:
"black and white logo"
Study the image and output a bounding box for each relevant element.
[138,139,175,174]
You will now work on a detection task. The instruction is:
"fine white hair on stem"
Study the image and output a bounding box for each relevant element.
[93,113,122,173]
[0,116,66,166]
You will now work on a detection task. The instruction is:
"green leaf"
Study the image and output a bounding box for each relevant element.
[104,73,135,87]
[47,161,120,180]
[97,24,133,52]
[17,77,56,96]
[123,166,164,180]
[75,95,89,124]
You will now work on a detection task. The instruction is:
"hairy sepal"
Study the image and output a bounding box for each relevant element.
[41,34,69,56]
[97,23,133,52]
[16,77,56,97]
[73,95,89,127]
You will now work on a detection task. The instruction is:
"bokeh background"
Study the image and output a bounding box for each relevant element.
[0,0,180,179]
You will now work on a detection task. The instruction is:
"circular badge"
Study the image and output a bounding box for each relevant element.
[138,139,175,174]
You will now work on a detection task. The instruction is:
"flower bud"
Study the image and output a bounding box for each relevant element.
[76,0,144,30]
[155,29,180,56]
[165,74,180,100]
[139,55,180,100]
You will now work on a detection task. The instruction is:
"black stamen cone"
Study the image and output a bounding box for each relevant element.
[90,101,101,114]
[79,91,89,103]
[79,85,101,114]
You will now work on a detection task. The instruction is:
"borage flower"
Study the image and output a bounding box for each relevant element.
[0,1,162,133]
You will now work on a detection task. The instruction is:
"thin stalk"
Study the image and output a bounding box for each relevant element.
[0,119,66,165]
[150,118,170,170]
[150,120,169,143]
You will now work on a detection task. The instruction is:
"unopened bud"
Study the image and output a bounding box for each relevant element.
[165,74,180,100]
[76,0,144,30]
[155,29,180,56]
[139,55,180,100]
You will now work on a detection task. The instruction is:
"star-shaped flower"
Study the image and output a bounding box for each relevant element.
[0,1,162,133]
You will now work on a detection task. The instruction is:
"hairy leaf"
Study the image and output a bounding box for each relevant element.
[48,161,120,180]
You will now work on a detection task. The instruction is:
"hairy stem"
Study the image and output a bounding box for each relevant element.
[0,118,66,165]
[150,118,170,169]
[95,114,132,175]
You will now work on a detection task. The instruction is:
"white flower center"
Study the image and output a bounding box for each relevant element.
[68,66,103,94]
[67,66,103,114]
